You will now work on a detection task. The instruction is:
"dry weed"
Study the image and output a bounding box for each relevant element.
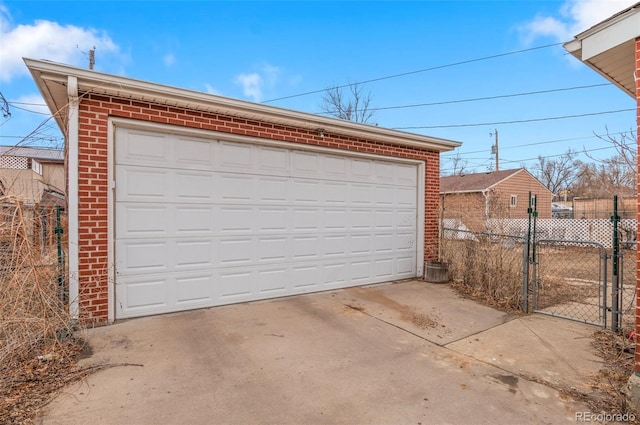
[0,201,79,424]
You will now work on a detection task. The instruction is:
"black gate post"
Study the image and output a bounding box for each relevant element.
[611,196,621,333]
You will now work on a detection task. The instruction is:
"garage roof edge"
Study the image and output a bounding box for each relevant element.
[24,58,461,152]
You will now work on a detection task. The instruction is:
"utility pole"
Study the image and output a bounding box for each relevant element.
[490,129,499,171]
[89,46,95,70]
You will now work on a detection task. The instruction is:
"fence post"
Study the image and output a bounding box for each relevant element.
[522,192,536,313]
[610,196,621,333]
[55,206,65,303]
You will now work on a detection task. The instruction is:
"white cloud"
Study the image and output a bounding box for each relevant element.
[520,0,637,43]
[233,63,282,102]
[204,84,220,95]
[235,73,263,102]
[163,53,175,67]
[0,6,120,82]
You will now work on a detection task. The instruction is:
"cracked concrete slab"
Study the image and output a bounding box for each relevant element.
[38,280,600,425]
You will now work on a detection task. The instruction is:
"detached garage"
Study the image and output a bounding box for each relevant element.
[26,58,460,323]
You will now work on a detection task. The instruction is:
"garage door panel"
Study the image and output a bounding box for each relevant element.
[374,210,395,230]
[397,257,416,275]
[257,237,288,262]
[257,207,288,232]
[258,147,289,176]
[116,129,170,166]
[219,206,253,233]
[219,175,254,202]
[258,178,289,203]
[351,184,373,205]
[293,208,319,232]
[374,161,395,183]
[396,210,416,229]
[396,186,417,207]
[115,128,420,319]
[397,164,418,186]
[118,166,169,201]
[117,240,169,273]
[117,204,170,237]
[218,238,254,265]
[292,236,320,259]
[323,263,347,287]
[396,233,417,251]
[323,209,347,231]
[218,270,255,301]
[324,235,347,256]
[218,142,254,172]
[291,151,320,178]
[118,276,168,312]
[175,172,216,201]
[292,265,320,288]
[374,258,394,278]
[292,180,319,204]
[320,182,348,204]
[374,233,394,253]
[258,268,288,294]
[175,137,215,168]
[351,210,373,229]
[374,186,395,205]
[323,155,348,179]
[174,240,214,268]
[351,235,372,254]
[351,159,372,182]
[175,207,215,234]
[175,274,214,304]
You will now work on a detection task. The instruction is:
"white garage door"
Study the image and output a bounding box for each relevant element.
[114,127,420,318]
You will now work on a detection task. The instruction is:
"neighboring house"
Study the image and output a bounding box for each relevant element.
[25,59,461,324]
[563,0,640,402]
[573,196,636,219]
[440,168,553,231]
[0,146,65,206]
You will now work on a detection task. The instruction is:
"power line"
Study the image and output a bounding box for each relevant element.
[441,131,630,158]
[262,42,564,103]
[395,108,635,130]
[7,103,52,115]
[441,144,623,173]
[319,83,610,115]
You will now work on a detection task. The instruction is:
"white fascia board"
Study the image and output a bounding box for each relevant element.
[23,58,462,152]
[581,13,640,61]
[564,5,640,61]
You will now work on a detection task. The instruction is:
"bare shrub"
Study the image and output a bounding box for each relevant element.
[0,200,79,424]
[442,232,524,312]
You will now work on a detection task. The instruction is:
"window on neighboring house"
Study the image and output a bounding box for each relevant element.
[510,195,517,208]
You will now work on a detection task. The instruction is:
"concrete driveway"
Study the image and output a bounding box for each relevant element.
[39,280,602,425]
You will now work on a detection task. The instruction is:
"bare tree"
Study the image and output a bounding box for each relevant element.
[577,128,637,196]
[320,83,376,124]
[534,148,583,195]
[442,152,471,176]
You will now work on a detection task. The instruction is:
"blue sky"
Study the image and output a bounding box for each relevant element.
[0,0,637,175]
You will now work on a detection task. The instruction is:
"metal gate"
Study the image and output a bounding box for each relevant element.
[532,240,609,327]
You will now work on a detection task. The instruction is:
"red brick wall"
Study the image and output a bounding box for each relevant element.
[76,93,442,323]
[635,36,640,373]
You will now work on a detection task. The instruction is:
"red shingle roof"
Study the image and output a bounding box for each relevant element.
[440,168,525,193]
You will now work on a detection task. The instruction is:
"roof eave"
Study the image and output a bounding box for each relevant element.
[24,58,462,153]
[562,2,640,98]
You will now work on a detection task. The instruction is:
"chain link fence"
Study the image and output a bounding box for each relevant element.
[441,218,637,330]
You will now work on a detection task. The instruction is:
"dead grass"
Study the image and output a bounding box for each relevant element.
[0,201,84,424]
